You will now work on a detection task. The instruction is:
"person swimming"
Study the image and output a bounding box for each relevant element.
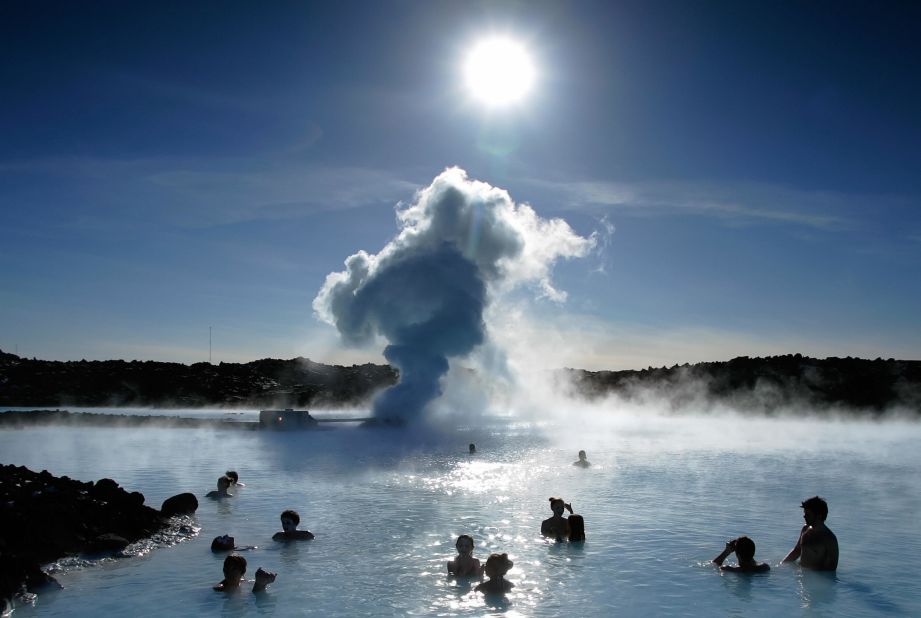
[205,475,233,499]
[568,514,586,542]
[712,536,770,573]
[213,555,247,591]
[573,450,590,467]
[469,443,476,454]
[213,555,277,593]
[272,509,315,540]
[225,470,245,487]
[541,497,572,541]
[447,534,483,577]
[782,495,839,571]
[210,535,256,552]
[475,553,514,594]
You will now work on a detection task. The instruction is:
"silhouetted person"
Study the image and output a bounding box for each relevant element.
[225,470,244,487]
[214,555,247,591]
[447,534,482,576]
[469,443,476,454]
[713,536,770,573]
[211,535,256,552]
[573,450,590,467]
[782,496,838,571]
[541,497,572,540]
[206,475,233,499]
[475,553,514,594]
[272,509,315,540]
[568,514,586,542]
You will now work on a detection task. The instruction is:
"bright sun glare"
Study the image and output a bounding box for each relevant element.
[464,37,536,107]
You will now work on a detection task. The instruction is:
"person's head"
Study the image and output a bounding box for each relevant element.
[801,496,828,524]
[455,534,475,555]
[578,450,587,461]
[483,553,513,579]
[211,535,235,552]
[225,470,239,485]
[222,555,247,581]
[733,536,756,562]
[217,475,232,491]
[549,497,565,516]
[568,515,585,541]
[280,509,300,532]
[469,443,476,453]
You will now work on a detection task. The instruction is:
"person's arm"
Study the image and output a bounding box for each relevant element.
[447,559,456,574]
[798,530,827,569]
[782,525,807,563]
[252,568,276,593]
[713,540,735,566]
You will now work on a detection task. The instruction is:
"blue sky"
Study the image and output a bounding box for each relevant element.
[2,0,920,369]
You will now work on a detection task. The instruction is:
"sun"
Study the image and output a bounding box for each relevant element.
[464,37,536,107]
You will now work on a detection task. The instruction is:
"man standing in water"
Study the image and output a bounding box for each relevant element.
[782,496,838,571]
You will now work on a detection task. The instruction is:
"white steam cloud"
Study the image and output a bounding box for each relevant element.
[313,167,596,421]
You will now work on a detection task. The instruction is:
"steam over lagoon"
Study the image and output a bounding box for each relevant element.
[1,406,919,617]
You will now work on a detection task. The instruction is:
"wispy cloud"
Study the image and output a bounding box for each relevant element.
[0,155,419,228]
[521,177,889,231]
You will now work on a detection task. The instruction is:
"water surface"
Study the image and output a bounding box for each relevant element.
[1,408,918,616]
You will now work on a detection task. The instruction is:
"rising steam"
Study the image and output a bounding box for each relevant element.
[313,167,596,421]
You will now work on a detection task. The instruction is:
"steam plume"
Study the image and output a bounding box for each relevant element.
[313,167,595,421]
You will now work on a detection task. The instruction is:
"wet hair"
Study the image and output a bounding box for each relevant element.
[801,496,828,520]
[578,450,586,459]
[568,515,586,541]
[217,475,232,489]
[211,535,235,552]
[225,470,239,484]
[483,553,513,578]
[734,536,756,561]
[223,554,247,577]
[456,534,474,549]
[549,497,574,514]
[281,509,300,525]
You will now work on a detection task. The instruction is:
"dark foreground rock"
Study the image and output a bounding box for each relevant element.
[160,492,199,517]
[0,464,172,608]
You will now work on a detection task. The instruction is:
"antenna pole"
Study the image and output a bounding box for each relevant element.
[209,326,212,363]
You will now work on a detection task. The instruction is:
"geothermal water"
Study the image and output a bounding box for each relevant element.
[1,407,919,617]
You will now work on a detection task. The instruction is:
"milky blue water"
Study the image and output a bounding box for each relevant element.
[1,407,919,617]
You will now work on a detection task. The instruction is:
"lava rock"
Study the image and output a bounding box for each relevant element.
[160,492,198,516]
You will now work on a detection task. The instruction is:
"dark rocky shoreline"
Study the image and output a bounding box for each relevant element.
[0,464,195,611]
[1,349,919,416]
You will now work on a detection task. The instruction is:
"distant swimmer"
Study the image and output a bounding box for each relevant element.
[469,443,476,454]
[782,496,838,571]
[712,536,770,573]
[573,450,590,467]
[541,497,572,541]
[447,534,483,577]
[475,553,514,594]
[225,470,245,487]
[568,514,586,542]
[272,509,315,541]
[211,535,257,552]
[206,475,233,499]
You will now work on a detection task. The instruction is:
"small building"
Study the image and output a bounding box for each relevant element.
[258,408,318,429]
